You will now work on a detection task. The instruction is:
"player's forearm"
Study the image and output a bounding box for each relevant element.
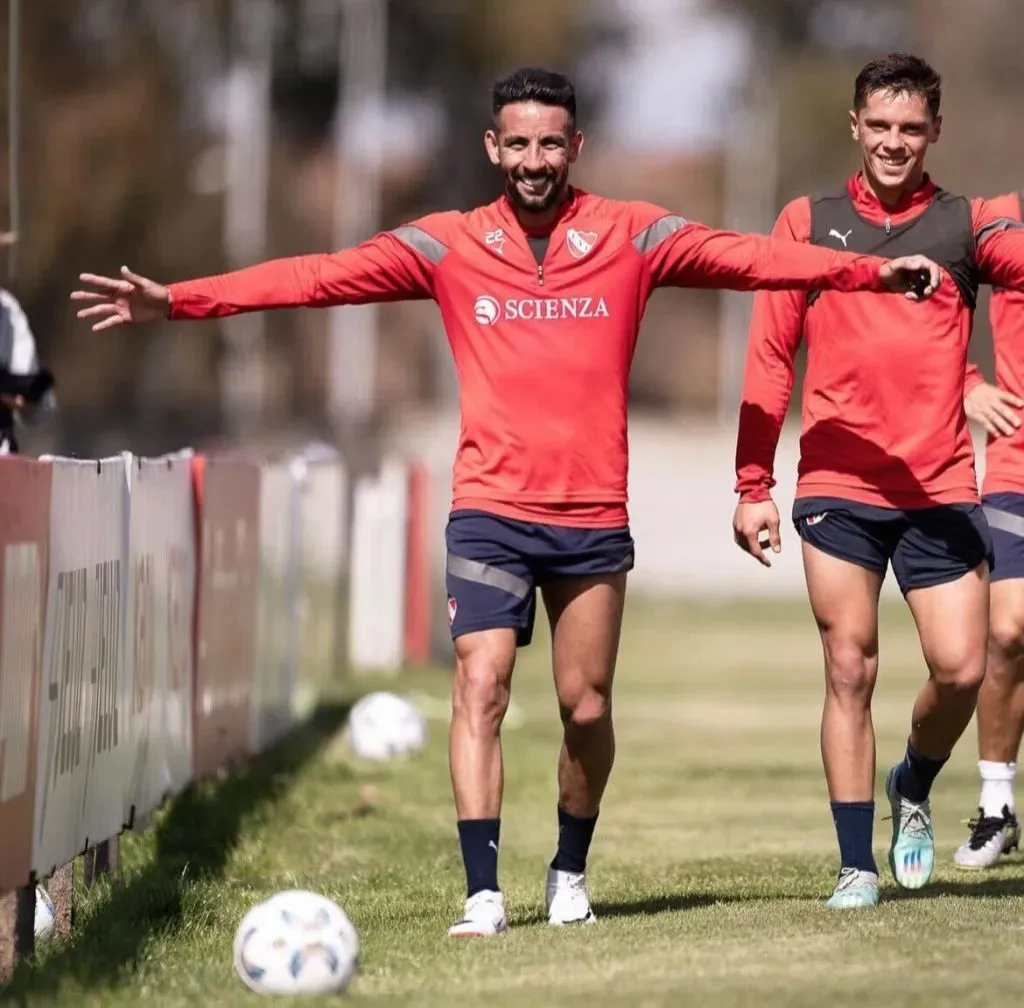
[168,255,329,320]
[735,396,789,501]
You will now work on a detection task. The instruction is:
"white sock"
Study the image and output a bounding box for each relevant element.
[978,760,1016,818]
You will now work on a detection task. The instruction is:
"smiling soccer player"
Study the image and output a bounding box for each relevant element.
[733,52,1024,908]
[73,66,942,937]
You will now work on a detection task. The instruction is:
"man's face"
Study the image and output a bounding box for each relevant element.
[850,89,940,192]
[485,102,582,215]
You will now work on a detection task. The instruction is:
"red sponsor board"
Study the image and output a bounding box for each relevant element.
[0,459,51,893]
[191,456,260,778]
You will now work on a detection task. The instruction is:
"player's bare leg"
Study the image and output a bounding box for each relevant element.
[955,578,1024,867]
[447,627,517,937]
[803,543,884,907]
[541,572,627,925]
[885,564,989,887]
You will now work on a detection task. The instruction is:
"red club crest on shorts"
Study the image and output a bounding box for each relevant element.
[447,596,457,625]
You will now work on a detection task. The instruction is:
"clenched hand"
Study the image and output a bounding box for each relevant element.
[878,255,942,301]
[733,499,782,568]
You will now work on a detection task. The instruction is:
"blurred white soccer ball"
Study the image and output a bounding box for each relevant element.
[346,691,427,761]
[35,886,54,939]
[233,890,359,996]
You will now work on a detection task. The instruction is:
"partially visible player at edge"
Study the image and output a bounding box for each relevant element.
[72,67,942,937]
[957,207,1024,869]
[733,52,1024,909]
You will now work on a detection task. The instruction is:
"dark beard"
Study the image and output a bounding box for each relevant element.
[504,171,566,214]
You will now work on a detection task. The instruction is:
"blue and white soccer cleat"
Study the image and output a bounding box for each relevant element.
[825,867,879,909]
[885,764,935,889]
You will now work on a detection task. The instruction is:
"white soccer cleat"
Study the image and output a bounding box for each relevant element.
[953,806,1020,870]
[546,868,597,926]
[447,890,508,938]
[825,868,879,909]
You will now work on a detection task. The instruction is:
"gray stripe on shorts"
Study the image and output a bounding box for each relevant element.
[446,554,531,600]
[983,505,1024,539]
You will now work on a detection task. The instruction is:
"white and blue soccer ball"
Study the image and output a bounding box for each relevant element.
[233,890,359,996]
[35,886,55,939]
[345,691,427,762]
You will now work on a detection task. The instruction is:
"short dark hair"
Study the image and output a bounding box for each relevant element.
[492,67,576,126]
[853,52,942,119]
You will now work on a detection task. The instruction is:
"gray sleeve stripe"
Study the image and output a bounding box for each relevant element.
[446,554,531,600]
[632,214,689,254]
[975,216,1024,247]
[390,225,448,265]
[984,505,1024,539]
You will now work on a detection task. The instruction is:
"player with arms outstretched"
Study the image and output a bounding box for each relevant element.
[73,67,941,936]
[733,53,1024,908]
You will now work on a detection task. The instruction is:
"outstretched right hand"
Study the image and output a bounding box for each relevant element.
[732,498,782,567]
[70,266,169,331]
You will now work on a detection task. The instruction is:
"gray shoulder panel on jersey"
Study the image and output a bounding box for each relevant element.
[975,216,1024,247]
[390,225,449,265]
[632,214,689,254]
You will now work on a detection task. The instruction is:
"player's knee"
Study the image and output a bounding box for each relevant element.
[988,612,1024,662]
[823,642,876,704]
[452,661,511,728]
[560,685,611,730]
[929,647,986,694]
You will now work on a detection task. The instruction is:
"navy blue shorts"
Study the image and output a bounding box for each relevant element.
[444,509,635,646]
[793,496,993,595]
[983,493,1024,583]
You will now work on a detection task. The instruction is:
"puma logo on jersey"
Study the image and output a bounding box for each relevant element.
[829,228,852,248]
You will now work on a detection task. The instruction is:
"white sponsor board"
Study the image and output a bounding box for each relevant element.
[33,457,130,876]
[252,461,297,752]
[123,452,196,825]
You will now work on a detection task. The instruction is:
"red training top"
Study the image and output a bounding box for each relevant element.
[964,193,1024,496]
[170,187,903,528]
[736,173,1024,509]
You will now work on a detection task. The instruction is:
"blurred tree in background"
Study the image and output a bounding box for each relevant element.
[1,0,1022,452]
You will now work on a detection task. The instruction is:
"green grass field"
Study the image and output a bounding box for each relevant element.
[5,597,1024,1007]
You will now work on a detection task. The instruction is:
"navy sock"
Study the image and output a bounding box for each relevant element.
[830,801,877,873]
[896,742,948,804]
[550,807,599,874]
[457,818,500,897]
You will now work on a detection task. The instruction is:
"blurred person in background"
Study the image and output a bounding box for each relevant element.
[733,52,1024,909]
[72,67,941,938]
[0,258,56,454]
[958,235,1024,869]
